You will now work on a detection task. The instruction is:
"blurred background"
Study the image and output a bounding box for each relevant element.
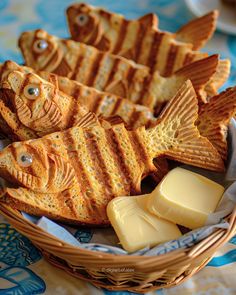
[0,0,235,88]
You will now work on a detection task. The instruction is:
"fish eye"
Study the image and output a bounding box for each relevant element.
[76,13,89,26]
[23,84,40,100]
[17,152,33,167]
[33,39,48,53]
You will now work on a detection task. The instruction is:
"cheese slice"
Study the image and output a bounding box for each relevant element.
[107,194,182,252]
[148,167,224,229]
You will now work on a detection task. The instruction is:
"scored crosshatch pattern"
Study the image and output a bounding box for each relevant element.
[0,0,235,295]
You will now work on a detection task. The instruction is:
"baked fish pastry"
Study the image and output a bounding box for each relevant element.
[1,60,235,162]
[66,3,217,74]
[0,81,224,225]
[0,69,98,140]
[18,29,218,111]
[0,61,156,140]
[0,62,167,183]
[66,4,229,98]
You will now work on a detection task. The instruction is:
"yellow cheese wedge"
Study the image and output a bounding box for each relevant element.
[148,167,224,229]
[107,195,182,252]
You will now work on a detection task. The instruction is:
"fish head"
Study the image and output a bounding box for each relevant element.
[0,140,76,193]
[4,70,57,117]
[18,29,63,71]
[66,3,104,45]
[0,141,50,191]
[66,3,158,50]
[1,70,64,134]
[0,61,35,97]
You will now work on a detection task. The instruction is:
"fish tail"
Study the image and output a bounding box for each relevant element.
[147,80,225,172]
[175,55,218,103]
[197,86,236,161]
[204,59,231,97]
[176,10,218,50]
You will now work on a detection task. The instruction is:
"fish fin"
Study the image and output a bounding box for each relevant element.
[33,99,62,132]
[15,95,33,127]
[176,10,218,50]
[43,72,59,88]
[175,55,218,103]
[105,80,128,97]
[0,98,37,140]
[147,80,224,172]
[48,153,76,192]
[74,111,100,128]
[205,59,231,97]
[138,13,158,29]
[197,87,236,161]
[53,58,73,77]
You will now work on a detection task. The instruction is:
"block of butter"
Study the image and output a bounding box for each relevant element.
[107,194,182,252]
[148,167,224,229]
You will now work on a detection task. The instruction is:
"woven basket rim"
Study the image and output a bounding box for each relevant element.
[0,202,235,261]
[1,199,236,293]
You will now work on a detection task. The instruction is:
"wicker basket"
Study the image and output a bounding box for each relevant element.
[0,203,235,293]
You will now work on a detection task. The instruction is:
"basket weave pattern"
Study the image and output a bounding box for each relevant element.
[0,203,235,293]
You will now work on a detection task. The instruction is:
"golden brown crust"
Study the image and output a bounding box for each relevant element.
[197,86,236,161]
[174,55,218,103]
[3,189,110,226]
[66,3,216,74]
[0,67,93,139]
[0,80,225,225]
[205,59,231,98]
[0,61,156,133]
[147,80,225,172]
[176,11,218,50]
[18,31,217,111]
[0,98,38,140]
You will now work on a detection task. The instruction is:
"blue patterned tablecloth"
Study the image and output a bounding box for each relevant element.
[0,1,236,294]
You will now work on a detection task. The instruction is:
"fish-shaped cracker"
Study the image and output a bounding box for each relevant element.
[66,3,218,75]
[0,61,167,183]
[0,81,224,225]
[0,69,97,140]
[66,4,229,96]
[18,29,218,112]
[0,62,156,139]
[1,60,234,163]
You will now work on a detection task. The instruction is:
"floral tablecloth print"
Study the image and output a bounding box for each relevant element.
[0,0,236,294]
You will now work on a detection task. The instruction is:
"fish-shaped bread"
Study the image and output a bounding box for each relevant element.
[0,61,167,183]
[0,81,224,225]
[66,3,217,75]
[0,61,156,140]
[18,29,218,112]
[1,60,235,162]
[0,68,99,140]
[66,3,229,97]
